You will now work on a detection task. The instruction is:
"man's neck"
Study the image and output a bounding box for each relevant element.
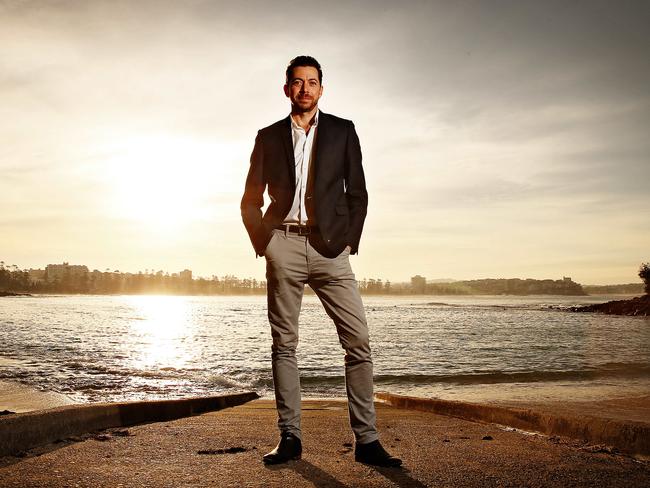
[291,106,318,132]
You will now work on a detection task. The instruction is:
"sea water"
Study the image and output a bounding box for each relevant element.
[1,294,649,404]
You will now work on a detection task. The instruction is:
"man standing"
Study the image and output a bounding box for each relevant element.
[241,55,401,468]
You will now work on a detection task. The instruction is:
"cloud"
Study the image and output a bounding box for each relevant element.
[1,0,648,282]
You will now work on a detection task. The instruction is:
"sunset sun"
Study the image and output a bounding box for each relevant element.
[104,134,240,234]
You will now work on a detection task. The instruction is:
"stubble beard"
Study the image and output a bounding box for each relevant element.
[293,96,318,114]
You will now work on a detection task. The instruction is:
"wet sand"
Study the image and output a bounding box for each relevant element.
[2,376,647,428]
[0,380,75,414]
[399,377,650,409]
[1,399,649,487]
[3,378,648,424]
[495,393,650,424]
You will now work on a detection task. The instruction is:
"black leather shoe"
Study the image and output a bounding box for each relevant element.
[263,432,302,464]
[355,440,402,467]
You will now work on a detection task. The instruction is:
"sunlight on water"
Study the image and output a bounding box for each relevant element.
[126,295,196,370]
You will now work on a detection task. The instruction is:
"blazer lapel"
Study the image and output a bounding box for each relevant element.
[280,116,296,190]
[312,111,330,187]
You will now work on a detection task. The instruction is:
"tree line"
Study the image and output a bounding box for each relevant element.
[3,261,647,297]
[0,262,391,296]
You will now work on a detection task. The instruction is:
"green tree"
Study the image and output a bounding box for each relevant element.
[639,262,650,294]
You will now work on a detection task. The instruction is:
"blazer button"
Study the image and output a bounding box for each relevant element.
[327,239,331,242]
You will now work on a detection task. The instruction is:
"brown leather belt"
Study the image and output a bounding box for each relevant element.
[276,224,318,235]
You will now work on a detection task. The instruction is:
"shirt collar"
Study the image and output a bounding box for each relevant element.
[290,109,319,131]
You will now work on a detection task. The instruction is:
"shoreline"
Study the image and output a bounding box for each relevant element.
[491,393,650,424]
[571,294,650,316]
[3,377,648,427]
[2,291,643,298]
[0,380,76,414]
[377,386,650,426]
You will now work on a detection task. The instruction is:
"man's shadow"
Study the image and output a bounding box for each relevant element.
[267,460,348,488]
[372,465,429,488]
[266,459,429,488]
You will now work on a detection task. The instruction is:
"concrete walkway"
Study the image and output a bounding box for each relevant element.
[0,392,258,457]
[1,400,649,487]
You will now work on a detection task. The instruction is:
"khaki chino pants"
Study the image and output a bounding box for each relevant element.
[264,227,378,444]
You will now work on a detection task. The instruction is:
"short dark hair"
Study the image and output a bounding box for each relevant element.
[285,55,322,85]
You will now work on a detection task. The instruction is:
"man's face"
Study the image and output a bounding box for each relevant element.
[284,66,323,113]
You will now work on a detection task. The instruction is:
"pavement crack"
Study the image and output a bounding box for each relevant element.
[197,446,249,455]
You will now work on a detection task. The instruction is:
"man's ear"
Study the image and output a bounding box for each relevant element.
[283,84,290,98]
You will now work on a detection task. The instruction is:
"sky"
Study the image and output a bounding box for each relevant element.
[1,0,649,285]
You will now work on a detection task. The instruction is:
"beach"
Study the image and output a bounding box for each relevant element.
[494,393,650,425]
[0,380,75,414]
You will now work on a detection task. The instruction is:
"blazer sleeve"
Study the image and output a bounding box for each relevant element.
[240,131,266,256]
[345,122,368,255]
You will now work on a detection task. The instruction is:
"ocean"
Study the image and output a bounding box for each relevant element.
[1,294,649,405]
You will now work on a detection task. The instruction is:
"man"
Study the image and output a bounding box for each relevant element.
[241,55,401,468]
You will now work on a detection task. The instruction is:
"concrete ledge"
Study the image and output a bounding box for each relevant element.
[375,392,650,457]
[0,391,259,457]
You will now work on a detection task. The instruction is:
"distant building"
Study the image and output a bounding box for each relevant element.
[27,268,46,283]
[563,276,572,282]
[179,269,192,281]
[411,275,426,293]
[45,262,89,282]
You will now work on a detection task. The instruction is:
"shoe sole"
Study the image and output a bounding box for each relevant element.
[263,454,302,465]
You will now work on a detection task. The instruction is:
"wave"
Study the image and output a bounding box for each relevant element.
[5,362,649,388]
[417,302,590,312]
[296,363,650,387]
[205,374,256,389]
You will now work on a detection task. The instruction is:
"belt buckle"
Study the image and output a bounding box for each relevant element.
[298,226,310,235]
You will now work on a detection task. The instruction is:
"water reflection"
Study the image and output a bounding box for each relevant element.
[126,295,196,370]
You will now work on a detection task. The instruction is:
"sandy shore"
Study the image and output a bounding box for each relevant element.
[397,376,650,407]
[2,374,648,429]
[494,393,650,424]
[3,377,649,424]
[0,380,76,414]
[1,399,649,487]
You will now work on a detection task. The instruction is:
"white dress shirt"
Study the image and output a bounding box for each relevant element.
[283,110,319,225]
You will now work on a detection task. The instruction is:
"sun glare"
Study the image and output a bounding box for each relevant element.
[104,134,241,234]
[127,295,195,369]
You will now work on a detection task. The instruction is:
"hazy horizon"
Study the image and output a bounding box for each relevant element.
[2,257,645,287]
[2,0,649,284]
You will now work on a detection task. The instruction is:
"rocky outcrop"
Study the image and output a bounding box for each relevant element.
[570,295,650,316]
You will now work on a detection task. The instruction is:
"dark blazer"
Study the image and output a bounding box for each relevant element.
[241,111,368,258]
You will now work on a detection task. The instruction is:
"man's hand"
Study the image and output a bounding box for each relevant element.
[345,245,352,253]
